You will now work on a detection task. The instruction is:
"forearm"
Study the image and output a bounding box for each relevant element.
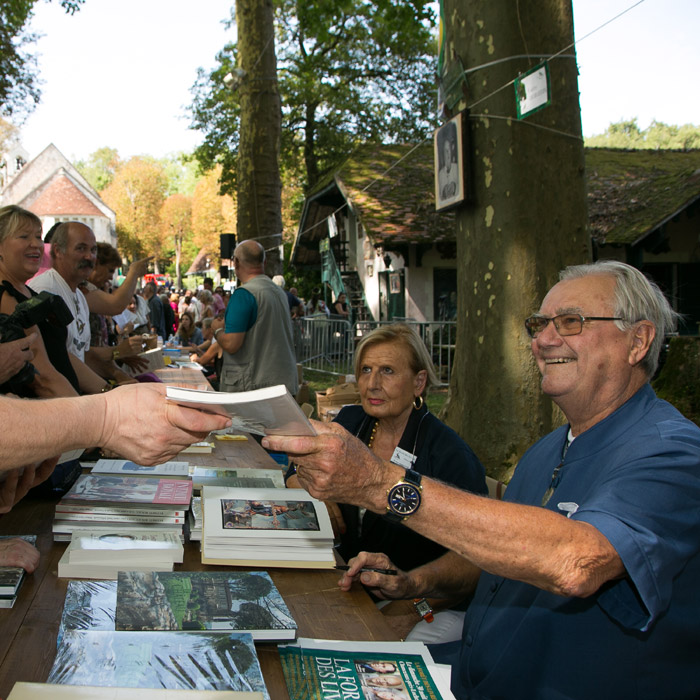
[408,551,481,600]
[69,353,111,394]
[0,394,107,467]
[214,330,244,354]
[369,471,623,597]
[264,426,624,598]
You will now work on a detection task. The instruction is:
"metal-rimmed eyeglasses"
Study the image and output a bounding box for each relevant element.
[524,313,624,339]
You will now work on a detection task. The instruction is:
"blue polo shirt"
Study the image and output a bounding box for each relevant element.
[456,384,700,700]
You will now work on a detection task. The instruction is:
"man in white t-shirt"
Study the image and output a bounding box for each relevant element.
[30,222,115,393]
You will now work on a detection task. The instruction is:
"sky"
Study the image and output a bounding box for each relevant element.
[16,0,700,163]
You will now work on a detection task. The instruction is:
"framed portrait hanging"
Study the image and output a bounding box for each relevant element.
[434,112,466,212]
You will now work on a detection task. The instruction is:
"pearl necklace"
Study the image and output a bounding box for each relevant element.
[367,420,379,450]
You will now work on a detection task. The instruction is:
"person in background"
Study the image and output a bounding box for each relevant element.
[0,382,231,571]
[0,206,80,397]
[273,274,304,318]
[169,292,180,334]
[159,293,175,338]
[142,281,167,340]
[198,289,215,320]
[177,310,203,348]
[264,261,700,700]
[211,240,298,396]
[306,287,330,317]
[31,222,137,393]
[285,324,486,641]
[333,291,350,318]
[204,277,226,316]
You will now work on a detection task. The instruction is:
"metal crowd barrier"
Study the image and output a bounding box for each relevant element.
[294,317,456,386]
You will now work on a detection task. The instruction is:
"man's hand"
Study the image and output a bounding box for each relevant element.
[128,257,152,278]
[211,317,225,333]
[286,472,346,536]
[338,552,414,600]
[0,537,40,573]
[0,458,58,515]
[263,422,394,511]
[98,383,232,464]
[0,333,36,385]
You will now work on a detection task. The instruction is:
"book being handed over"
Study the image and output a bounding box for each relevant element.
[165,384,316,437]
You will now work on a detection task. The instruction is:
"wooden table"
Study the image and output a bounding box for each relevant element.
[0,434,400,699]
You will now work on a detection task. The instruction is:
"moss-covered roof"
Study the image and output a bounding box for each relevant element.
[330,142,455,245]
[293,145,700,264]
[585,148,700,245]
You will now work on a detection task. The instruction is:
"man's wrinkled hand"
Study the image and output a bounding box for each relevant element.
[337,551,412,600]
[0,537,40,573]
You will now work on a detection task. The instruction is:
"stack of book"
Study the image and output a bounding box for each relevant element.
[53,474,192,542]
[0,535,36,608]
[188,496,202,541]
[89,459,191,480]
[201,486,336,569]
[57,532,184,580]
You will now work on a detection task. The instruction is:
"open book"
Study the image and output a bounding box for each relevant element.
[165,384,316,437]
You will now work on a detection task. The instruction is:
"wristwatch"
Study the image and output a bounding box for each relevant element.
[413,597,434,623]
[385,468,422,523]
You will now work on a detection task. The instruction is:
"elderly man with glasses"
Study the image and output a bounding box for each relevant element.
[263,260,700,700]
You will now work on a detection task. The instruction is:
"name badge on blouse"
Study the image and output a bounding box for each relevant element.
[390,447,417,469]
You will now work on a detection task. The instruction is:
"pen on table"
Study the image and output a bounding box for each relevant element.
[335,565,398,576]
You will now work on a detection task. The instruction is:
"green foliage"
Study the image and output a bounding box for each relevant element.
[0,0,83,119]
[586,118,700,150]
[189,0,438,196]
[75,146,121,191]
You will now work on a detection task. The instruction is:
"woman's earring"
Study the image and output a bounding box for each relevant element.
[414,395,424,410]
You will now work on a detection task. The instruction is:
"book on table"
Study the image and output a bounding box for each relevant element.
[0,535,37,608]
[48,630,269,698]
[278,637,456,700]
[66,531,183,564]
[59,474,193,509]
[114,570,297,641]
[190,466,284,495]
[57,580,117,649]
[165,383,316,437]
[6,683,264,699]
[52,521,185,543]
[201,486,335,569]
[180,441,214,454]
[57,532,184,580]
[89,459,191,479]
[188,496,202,541]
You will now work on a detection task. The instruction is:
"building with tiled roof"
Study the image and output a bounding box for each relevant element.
[0,143,116,248]
[292,145,700,329]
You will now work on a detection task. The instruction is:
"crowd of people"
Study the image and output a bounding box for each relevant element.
[0,202,698,698]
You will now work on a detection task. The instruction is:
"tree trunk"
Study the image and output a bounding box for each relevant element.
[236,0,283,275]
[441,0,590,481]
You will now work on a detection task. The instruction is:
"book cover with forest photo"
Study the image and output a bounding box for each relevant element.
[114,570,296,641]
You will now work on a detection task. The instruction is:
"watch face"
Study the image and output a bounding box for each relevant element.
[388,483,421,516]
